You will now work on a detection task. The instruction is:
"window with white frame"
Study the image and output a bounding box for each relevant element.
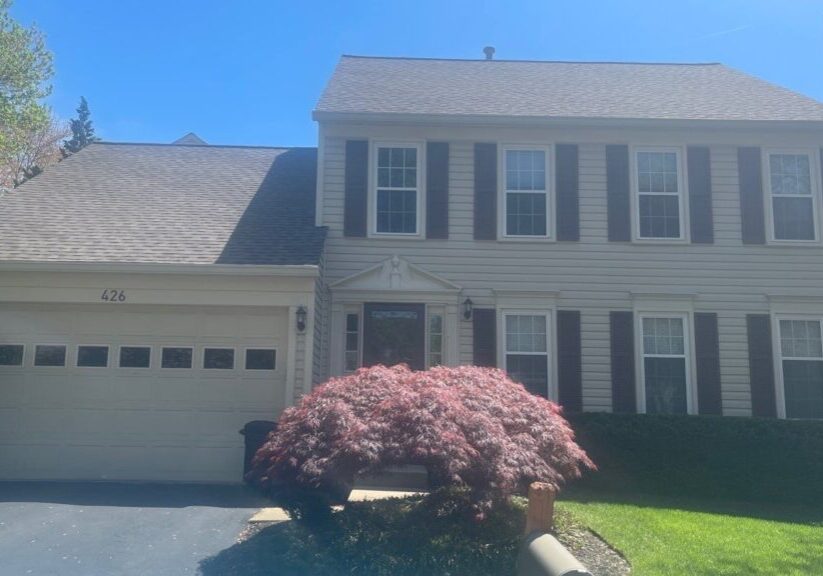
[375,145,419,234]
[344,311,361,373]
[504,313,550,396]
[641,316,690,414]
[503,147,549,237]
[635,149,684,239]
[428,310,444,368]
[778,319,823,419]
[767,152,817,241]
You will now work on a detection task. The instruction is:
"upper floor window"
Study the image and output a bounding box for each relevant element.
[503,147,550,237]
[778,318,823,419]
[374,144,420,235]
[635,148,684,240]
[767,152,818,241]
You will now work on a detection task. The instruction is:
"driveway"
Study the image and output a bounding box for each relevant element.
[0,482,267,576]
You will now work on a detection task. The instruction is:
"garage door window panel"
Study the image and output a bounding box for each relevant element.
[203,348,235,370]
[77,345,109,368]
[161,347,193,369]
[34,344,67,367]
[0,344,24,366]
[119,346,151,368]
[245,348,276,371]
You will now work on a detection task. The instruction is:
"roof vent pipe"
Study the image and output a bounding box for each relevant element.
[483,46,495,60]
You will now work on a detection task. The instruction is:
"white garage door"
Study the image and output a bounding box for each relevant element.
[0,303,289,482]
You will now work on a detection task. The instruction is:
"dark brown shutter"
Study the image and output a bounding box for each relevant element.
[472,308,497,367]
[694,312,722,415]
[426,142,449,239]
[738,147,766,244]
[557,310,582,412]
[606,145,631,242]
[610,311,636,413]
[474,143,497,240]
[746,314,777,417]
[344,140,368,237]
[688,146,714,243]
[556,144,579,241]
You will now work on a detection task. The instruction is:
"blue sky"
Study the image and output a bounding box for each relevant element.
[12,0,823,147]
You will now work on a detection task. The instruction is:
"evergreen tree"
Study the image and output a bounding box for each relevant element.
[63,96,98,154]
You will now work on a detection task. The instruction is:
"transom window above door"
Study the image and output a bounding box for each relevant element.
[634,148,684,240]
[767,152,818,241]
[503,147,550,237]
[374,145,420,235]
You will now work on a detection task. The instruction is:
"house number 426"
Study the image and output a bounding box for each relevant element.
[101,289,127,302]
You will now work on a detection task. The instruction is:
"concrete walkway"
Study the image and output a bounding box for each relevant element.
[249,488,427,523]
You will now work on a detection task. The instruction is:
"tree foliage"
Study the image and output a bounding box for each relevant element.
[249,365,595,518]
[0,0,53,184]
[0,113,67,188]
[63,96,98,155]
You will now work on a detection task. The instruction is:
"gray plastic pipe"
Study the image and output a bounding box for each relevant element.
[517,532,592,576]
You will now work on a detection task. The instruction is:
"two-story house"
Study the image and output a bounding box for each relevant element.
[2,53,823,484]
[312,55,823,422]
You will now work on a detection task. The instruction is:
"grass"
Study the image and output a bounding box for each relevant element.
[558,492,823,576]
[558,414,823,575]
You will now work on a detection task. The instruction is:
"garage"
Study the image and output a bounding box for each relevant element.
[0,143,325,483]
[0,302,290,482]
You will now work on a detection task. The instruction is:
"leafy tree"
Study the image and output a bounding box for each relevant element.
[248,364,595,520]
[62,96,98,154]
[0,0,53,189]
[0,114,67,187]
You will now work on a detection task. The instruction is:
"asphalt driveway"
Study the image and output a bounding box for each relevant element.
[0,482,267,576]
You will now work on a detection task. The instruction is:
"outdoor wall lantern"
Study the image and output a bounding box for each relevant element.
[463,298,473,321]
[296,306,308,332]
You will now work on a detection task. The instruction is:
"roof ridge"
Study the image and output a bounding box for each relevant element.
[93,141,317,151]
[340,54,722,66]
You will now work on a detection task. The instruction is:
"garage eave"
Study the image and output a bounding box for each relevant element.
[0,261,320,278]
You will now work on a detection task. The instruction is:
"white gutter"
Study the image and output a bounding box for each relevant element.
[0,260,320,277]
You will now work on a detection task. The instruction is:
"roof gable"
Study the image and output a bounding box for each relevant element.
[316,56,823,123]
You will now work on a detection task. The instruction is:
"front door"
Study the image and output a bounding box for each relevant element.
[363,303,426,370]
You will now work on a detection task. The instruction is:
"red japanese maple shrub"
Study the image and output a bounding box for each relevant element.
[248,364,594,518]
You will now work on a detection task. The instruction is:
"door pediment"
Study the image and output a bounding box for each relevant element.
[330,255,461,293]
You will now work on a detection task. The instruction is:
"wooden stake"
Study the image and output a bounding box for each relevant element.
[525,482,555,534]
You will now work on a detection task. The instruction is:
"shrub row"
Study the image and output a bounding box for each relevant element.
[566,412,823,505]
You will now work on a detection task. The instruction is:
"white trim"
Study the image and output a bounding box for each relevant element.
[0,343,25,367]
[498,144,554,241]
[635,312,697,414]
[763,148,822,245]
[33,343,68,368]
[315,123,326,227]
[0,261,320,277]
[242,347,278,371]
[75,344,111,368]
[201,346,237,370]
[117,344,153,369]
[498,308,556,400]
[630,145,689,243]
[159,345,194,369]
[369,141,425,238]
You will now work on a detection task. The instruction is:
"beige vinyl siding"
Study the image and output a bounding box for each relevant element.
[319,124,823,417]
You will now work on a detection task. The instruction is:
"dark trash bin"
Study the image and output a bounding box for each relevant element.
[240,420,277,478]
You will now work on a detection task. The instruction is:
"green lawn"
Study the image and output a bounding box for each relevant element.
[559,493,823,576]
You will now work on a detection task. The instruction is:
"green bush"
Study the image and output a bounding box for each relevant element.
[566,412,823,505]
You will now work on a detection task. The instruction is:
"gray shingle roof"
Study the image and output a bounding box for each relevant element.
[0,143,325,265]
[315,56,823,122]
